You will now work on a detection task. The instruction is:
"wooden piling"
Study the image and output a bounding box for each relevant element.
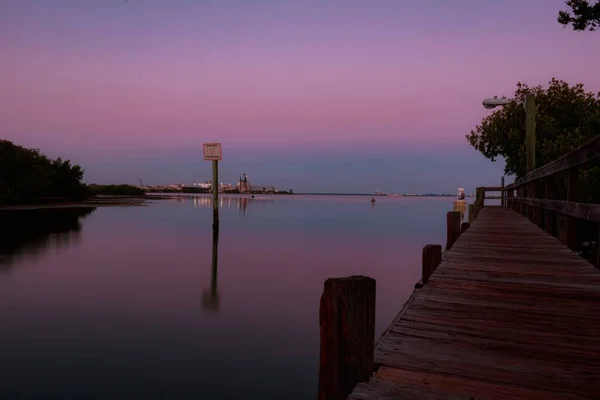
[468,203,474,223]
[318,276,376,400]
[461,222,470,233]
[421,244,442,286]
[446,210,461,250]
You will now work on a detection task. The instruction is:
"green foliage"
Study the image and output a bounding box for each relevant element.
[466,78,600,203]
[0,140,88,204]
[466,78,600,178]
[87,184,146,196]
[558,0,600,31]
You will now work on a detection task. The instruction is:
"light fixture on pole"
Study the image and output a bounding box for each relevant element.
[481,94,536,173]
[482,96,511,109]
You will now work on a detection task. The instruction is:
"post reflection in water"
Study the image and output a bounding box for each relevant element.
[202,208,220,311]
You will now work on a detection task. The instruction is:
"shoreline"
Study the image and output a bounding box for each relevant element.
[0,195,153,210]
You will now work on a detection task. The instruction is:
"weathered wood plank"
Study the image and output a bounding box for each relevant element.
[347,206,600,400]
[376,367,591,400]
[412,289,600,317]
[388,325,600,367]
[388,319,600,356]
[508,198,600,223]
[348,378,473,400]
[375,333,598,397]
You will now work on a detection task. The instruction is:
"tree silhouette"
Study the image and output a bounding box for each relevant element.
[558,0,600,31]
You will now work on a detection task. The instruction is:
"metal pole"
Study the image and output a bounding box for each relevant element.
[212,160,219,230]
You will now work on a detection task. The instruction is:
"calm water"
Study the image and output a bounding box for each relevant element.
[0,195,465,399]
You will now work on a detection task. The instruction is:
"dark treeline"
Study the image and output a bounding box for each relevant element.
[0,140,149,204]
[0,140,89,205]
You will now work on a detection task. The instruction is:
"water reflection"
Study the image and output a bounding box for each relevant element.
[202,212,220,311]
[0,207,96,268]
[192,195,277,218]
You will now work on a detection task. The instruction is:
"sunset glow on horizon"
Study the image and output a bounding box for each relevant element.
[1,0,599,192]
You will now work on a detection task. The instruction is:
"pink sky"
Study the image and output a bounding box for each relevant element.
[1,0,599,191]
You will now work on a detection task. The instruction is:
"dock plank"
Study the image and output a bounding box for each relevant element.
[347,207,600,400]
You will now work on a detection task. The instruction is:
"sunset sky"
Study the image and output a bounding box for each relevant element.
[1,0,599,193]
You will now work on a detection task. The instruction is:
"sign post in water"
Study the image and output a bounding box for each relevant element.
[203,143,222,230]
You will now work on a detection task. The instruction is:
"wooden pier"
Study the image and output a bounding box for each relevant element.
[318,135,600,400]
[351,206,600,399]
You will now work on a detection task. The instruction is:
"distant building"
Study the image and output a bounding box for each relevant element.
[237,173,250,193]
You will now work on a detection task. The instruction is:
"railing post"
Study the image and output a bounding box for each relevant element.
[507,189,514,211]
[446,211,461,250]
[520,186,525,216]
[500,176,505,207]
[468,203,475,223]
[474,187,485,214]
[596,224,600,270]
[528,182,535,223]
[544,177,553,235]
[565,169,579,250]
[318,276,376,400]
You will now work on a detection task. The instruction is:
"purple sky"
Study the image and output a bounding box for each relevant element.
[1,0,599,193]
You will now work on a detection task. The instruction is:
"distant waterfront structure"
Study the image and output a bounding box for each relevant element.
[237,173,250,193]
[194,180,212,190]
[143,173,291,194]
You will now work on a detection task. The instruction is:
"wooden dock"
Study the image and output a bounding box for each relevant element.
[347,206,600,400]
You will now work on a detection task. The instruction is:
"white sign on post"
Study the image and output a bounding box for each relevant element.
[203,143,222,161]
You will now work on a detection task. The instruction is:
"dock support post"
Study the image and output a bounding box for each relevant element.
[416,244,442,288]
[446,211,461,250]
[468,204,475,223]
[318,276,376,400]
[461,222,470,233]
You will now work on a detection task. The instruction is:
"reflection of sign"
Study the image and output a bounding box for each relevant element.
[203,143,222,161]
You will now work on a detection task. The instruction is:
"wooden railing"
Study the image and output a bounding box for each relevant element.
[468,182,505,222]
[505,134,600,268]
